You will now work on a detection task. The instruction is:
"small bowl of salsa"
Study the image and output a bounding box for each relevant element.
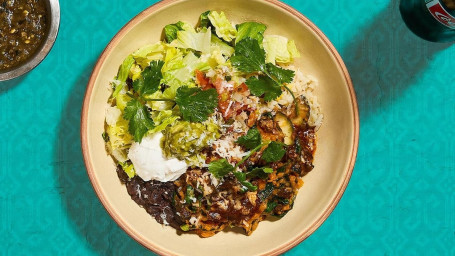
[0,0,60,81]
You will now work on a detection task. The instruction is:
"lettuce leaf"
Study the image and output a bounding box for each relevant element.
[116,55,134,82]
[170,29,211,54]
[263,35,300,64]
[162,47,185,73]
[208,11,237,42]
[150,110,179,133]
[120,162,135,178]
[199,10,211,28]
[211,35,234,57]
[106,117,133,157]
[113,55,134,98]
[129,64,142,81]
[164,21,196,43]
[132,42,166,68]
[235,22,267,45]
[163,52,209,89]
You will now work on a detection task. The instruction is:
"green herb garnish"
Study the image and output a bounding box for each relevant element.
[132,60,164,97]
[236,127,262,150]
[233,171,257,191]
[245,76,282,101]
[231,38,296,102]
[208,159,235,179]
[175,86,218,122]
[246,167,273,179]
[123,98,155,142]
[261,141,286,163]
[231,38,267,74]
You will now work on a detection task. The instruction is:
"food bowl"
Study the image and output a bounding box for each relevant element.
[0,0,60,81]
[81,0,359,255]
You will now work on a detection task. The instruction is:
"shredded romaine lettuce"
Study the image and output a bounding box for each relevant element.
[115,92,132,111]
[164,21,196,43]
[120,162,135,178]
[263,35,301,64]
[208,11,237,42]
[199,10,211,28]
[113,55,135,98]
[132,42,166,68]
[116,55,134,83]
[163,52,209,88]
[170,29,211,54]
[106,117,133,162]
[150,110,179,133]
[211,35,234,57]
[162,47,185,73]
[129,64,142,81]
[235,22,267,44]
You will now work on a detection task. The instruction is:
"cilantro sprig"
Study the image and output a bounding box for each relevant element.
[132,60,164,97]
[208,142,267,191]
[236,127,261,149]
[231,38,296,102]
[261,141,286,163]
[121,60,165,142]
[121,59,219,142]
[175,86,218,122]
[123,98,155,142]
[208,127,286,191]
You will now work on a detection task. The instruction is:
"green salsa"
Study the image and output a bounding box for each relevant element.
[162,120,220,160]
[0,0,48,70]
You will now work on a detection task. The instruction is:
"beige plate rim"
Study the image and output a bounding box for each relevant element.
[80,0,360,255]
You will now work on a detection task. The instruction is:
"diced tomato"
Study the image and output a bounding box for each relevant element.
[195,70,212,90]
[213,76,225,94]
[218,99,234,119]
[236,83,249,94]
[247,110,257,127]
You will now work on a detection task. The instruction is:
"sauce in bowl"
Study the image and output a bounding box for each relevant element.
[0,0,48,71]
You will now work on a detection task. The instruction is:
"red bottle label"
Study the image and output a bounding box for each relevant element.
[426,0,455,28]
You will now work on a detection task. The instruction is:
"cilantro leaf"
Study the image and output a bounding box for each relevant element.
[234,172,257,191]
[236,127,262,150]
[261,141,286,162]
[245,76,282,101]
[208,159,258,191]
[133,60,164,97]
[231,38,266,73]
[246,167,273,179]
[123,99,155,142]
[266,63,294,84]
[208,159,235,179]
[175,86,218,122]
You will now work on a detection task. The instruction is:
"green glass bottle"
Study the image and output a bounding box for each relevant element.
[400,0,455,42]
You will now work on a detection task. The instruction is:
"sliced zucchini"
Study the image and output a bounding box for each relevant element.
[290,96,310,126]
[274,112,294,145]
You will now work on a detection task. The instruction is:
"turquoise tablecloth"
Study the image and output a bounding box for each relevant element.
[1,0,454,255]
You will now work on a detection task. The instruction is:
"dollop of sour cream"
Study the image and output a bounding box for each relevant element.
[127,132,188,182]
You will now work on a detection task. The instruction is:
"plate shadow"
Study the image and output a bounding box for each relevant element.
[54,64,154,256]
[343,1,452,120]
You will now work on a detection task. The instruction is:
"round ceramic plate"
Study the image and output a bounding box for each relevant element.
[81,0,359,255]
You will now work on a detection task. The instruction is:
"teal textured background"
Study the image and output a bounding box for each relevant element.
[1,0,454,255]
